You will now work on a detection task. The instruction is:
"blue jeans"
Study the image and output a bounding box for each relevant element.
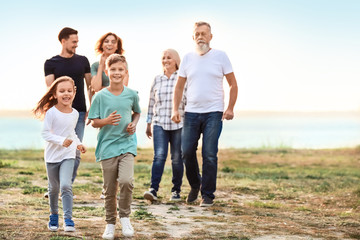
[182,111,223,200]
[46,158,75,219]
[72,111,86,183]
[150,125,184,193]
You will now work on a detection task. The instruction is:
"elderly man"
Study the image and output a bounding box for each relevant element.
[171,21,238,207]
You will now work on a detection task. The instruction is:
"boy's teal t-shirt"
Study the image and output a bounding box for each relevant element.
[88,87,141,162]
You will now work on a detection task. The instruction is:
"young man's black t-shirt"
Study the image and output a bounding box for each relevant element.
[44,54,90,112]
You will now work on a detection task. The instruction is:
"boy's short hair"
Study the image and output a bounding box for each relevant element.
[58,27,78,42]
[106,54,128,70]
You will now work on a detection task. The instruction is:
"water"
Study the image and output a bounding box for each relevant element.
[1,112,360,149]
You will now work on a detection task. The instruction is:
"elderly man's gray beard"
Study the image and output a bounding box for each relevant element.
[195,42,210,55]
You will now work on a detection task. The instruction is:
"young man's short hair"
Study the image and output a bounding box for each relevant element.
[58,27,78,42]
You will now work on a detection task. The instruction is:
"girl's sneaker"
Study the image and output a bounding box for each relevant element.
[64,218,75,232]
[102,224,115,240]
[120,217,134,237]
[48,214,59,231]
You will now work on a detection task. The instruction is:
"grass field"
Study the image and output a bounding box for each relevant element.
[0,147,359,239]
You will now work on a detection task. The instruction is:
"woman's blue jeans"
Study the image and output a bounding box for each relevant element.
[181,111,223,200]
[150,125,184,193]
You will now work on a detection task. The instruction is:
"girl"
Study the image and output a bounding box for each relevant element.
[33,76,86,232]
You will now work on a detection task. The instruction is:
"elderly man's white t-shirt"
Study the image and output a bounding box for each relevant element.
[178,49,233,113]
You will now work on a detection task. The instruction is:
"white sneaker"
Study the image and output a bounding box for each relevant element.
[102,224,115,240]
[120,217,134,237]
[100,194,105,199]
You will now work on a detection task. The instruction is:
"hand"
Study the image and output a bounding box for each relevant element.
[77,144,87,153]
[145,124,152,139]
[99,53,107,68]
[171,110,181,124]
[126,122,136,135]
[222,108,234,120]
[106,111,121,126]
[62,138,73,148]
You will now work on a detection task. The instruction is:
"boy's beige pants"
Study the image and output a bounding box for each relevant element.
[101,153,134,224]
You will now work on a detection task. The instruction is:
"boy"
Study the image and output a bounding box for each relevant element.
[88,54,141,239]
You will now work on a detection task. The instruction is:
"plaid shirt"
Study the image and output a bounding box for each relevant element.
[146,71,186,130]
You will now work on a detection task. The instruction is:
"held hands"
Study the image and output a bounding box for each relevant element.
[126,122,136,135]
[77,144,87,153]
[106,111,122,126]
[62,138,73,148]
[222,108,234,120]
[171,110,181,124]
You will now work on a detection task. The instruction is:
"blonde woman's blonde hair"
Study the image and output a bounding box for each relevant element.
[163,49,181,70]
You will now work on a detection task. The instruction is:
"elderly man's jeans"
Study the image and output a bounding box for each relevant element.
[182,111,223,200]
[150,125,183,193]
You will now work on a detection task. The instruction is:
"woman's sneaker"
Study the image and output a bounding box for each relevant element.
[120,217,134,237]
[144,188,158,201]
[170,191,181,201]
[64,218,75,232]
[102,224,115,240]
[48,214,59,231]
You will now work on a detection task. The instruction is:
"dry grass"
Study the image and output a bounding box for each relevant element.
[0,147,359,239]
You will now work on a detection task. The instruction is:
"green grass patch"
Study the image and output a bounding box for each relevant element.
[22,185,47,194]
[247,201,281,209]
[133,206,155,220]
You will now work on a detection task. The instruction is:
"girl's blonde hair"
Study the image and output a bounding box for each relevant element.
[33,76,76,119]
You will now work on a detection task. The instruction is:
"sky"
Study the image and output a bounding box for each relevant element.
[0,0,359,112]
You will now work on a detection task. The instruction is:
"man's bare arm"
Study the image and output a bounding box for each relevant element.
[223,72,238,120]
[171,76,187,123]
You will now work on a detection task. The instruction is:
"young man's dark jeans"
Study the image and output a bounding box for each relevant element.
[150,125,183,193]
[182,111,223,200]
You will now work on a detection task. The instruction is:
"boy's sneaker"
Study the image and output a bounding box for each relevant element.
[48,214,59,231]
[170,191,181,201]
[144,188,158,201]
[186,188,199,203]
[120,217,134,237]
[200,195,214,207]
[102,224,115,240]
[100,194,105,199]
[64,218,75,232]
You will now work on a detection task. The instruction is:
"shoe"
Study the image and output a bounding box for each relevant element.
[200,195,214,207]
[170,191,181,201]
[186,188,199,203]
[144,188,158,201]
[102,224,115,240]
[44,191,49,199]
[48,214,59,231]
[120,217,134,237]
[64,218,76,232]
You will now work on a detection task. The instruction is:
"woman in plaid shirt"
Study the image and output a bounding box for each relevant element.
[144,49,186,202]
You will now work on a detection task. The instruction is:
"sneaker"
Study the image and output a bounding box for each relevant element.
[200,195,214,207]
[186,188,199,203]
[170,191,181,201]
[144,188,158,201]
[48,214,59,231]
[102,224,115,240]
[120,217,134,237]
[64,218,76,232]
[100,194,105,199]
[44,191,49,199]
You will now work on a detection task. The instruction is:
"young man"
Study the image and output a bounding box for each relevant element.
[88,54,141,239]
[172,21,238,207]
[44,27,92,189]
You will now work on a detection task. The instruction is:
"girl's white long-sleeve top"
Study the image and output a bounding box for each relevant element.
[42,106,81,163]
